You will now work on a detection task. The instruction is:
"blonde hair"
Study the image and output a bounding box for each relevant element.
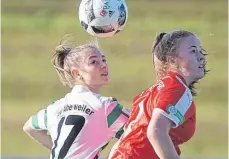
[51,35,100,88]
[152,30,208,96]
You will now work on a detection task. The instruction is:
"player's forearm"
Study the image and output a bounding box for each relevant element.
[27,130,53,150]
[147,130,179,159]
[23,122,53,150]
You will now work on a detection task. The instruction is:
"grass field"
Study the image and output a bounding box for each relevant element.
[2,0,228,158]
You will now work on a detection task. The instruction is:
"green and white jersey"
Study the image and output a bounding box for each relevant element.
[28,85,129,159]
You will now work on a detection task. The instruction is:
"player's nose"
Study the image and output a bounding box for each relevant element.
[101,61,108,69]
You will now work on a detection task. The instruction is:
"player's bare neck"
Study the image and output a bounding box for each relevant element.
[176,71,193,86]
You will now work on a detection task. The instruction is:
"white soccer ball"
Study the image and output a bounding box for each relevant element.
[79,0,128,38]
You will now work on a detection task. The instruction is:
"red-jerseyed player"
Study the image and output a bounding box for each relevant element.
[108,30,208,159]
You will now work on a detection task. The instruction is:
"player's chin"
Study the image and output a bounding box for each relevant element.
[194,72,205,80]
[99,79,109,86]
[101,75,109,82]
[102,79,109,85]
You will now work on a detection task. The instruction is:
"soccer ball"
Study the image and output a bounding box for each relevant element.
[78,0,128,38]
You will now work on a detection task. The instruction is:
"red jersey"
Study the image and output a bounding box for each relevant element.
[109,71,196,159]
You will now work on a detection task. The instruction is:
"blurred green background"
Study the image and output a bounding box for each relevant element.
[2,0,228,158]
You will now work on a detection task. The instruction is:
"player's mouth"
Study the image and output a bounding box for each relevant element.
[101,72,108,76]
[198,63,206,69]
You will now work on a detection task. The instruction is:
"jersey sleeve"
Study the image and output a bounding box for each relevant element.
[154,84,192,128]
[29,108,48,130]
[104,98,130,139]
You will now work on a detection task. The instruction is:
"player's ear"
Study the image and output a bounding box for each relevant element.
[71,68,79,78]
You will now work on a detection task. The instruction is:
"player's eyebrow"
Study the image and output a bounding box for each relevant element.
[88,55,98,60]
[188,46,197,49]
[88,55,106,60]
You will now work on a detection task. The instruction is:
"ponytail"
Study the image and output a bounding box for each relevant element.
[152,32,167,67]
[51,44,71,86]
[152,32,166,51]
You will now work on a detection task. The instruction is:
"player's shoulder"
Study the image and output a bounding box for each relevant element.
[71,86,119,110]
[45,97,66,115]
[99,96,118,107]
[159,71,187,91]
[48,98,65,108]
[69,85,104,108]
[157,72,193,104]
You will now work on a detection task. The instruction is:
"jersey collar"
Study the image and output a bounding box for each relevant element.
[167,71,187,85]
[71,85,91,93]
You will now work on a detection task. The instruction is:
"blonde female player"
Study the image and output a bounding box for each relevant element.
[109,30,208,159]
[23,38,129,159]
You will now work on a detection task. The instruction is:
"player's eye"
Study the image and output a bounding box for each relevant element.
[191,49,197,54]
[102,59,107,63]
[91,60,98,64]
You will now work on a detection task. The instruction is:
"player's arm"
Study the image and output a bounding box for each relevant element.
[106,100,130,139]
[105,98,130,158]
[147,109,179,159]
[23,109,52,150]
[147,83,192,159]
